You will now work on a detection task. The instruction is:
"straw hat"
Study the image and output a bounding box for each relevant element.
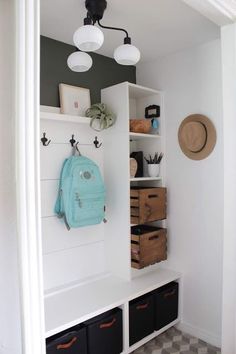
[178,114,216,160]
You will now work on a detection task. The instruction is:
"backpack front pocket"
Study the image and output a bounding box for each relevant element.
[71,192,105,227]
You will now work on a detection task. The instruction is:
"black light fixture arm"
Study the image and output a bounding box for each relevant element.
[97,20,131,44]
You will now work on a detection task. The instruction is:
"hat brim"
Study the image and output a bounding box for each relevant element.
[178,114,216,160]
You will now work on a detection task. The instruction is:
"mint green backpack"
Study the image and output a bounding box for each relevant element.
[54,150,106,230]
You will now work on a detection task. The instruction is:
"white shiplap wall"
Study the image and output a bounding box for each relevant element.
[40,116,108,292]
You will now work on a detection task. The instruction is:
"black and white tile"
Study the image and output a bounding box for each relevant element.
[132,327,221,354]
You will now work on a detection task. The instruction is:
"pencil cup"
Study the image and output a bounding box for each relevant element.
[147,164,160,177]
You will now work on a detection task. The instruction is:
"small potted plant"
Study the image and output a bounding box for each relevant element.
[144,152,163,177]
[85,103,116,131]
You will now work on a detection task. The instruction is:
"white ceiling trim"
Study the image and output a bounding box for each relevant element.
[210,0,236,18]
[182,0,236,26]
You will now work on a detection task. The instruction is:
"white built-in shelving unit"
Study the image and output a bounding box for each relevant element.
[44,269,180,353]
[102,81,166,280]
[40,82,180,354]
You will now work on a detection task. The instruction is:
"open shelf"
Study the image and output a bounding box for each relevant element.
[129,132,161,140]
[44,268,180,338]
[41,111,90,124]
[128,82,162,99]
[130,177,162,182]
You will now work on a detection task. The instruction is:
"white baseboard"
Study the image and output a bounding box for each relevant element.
[177,321,221,348]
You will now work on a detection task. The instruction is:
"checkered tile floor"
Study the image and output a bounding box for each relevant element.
[132,327,221,354]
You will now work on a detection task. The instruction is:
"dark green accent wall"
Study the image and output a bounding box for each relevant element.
[40,36,136,107]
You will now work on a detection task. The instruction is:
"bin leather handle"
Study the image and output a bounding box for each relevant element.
[57,336,77,350]
[164,289,176,298]
[136,302,149,310]
[100,317,116,329]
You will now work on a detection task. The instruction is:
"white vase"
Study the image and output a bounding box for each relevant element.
[147,164,160,177]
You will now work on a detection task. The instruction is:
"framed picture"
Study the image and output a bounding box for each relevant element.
[59,83,91,116]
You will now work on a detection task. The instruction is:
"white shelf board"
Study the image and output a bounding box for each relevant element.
[130,177,162,182]
[128,82,163,99]
[40,111,90,124]
[129,132,161,140]
[44,268,180,338]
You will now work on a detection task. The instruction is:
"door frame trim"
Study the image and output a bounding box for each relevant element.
[15,0,45,353]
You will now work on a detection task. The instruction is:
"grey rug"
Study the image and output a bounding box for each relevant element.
[132,327,221,354]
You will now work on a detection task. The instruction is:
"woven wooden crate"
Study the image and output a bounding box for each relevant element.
[131,225,167,269]
[130,187,167,224]
[129,119,151,134]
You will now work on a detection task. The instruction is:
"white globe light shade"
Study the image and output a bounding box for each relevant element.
[114,44,141,65]
[73,25,104,52]
[67,52,93,72]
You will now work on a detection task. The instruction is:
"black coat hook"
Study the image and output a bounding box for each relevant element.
[93,136,102,148]
[41,132,51,146]
[70,134,77,147]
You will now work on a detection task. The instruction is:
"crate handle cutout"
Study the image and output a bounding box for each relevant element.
[100,317,116,329]
[136,303,149,310]
[131,259,139,263]
[144,204,152,217]
[148,194,159,198]
[131,240,139,245]
[131,207,139,217]
[149,235,159,241]
[57,337,77,350]
[164,289,176,298]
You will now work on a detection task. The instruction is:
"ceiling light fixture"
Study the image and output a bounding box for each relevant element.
[68,0,140,72]
[67,51,93,72]
[73,21,104,52]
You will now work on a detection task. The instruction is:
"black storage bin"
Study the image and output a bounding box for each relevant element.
[154,281,179,330]
[129,292,154,346]
[46,325,87,354]
[84,308,123,354]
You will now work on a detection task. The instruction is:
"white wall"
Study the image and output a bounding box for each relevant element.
[137,39,223,347]
[0,0,22,353]
[221,24,236,354]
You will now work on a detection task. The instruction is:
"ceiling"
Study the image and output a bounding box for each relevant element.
[40,0,220,63]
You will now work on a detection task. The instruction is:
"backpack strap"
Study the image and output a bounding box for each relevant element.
[72,142,82,156]
[54,158,68,216]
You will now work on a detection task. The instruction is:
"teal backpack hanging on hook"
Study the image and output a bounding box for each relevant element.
[54,143,106,230]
